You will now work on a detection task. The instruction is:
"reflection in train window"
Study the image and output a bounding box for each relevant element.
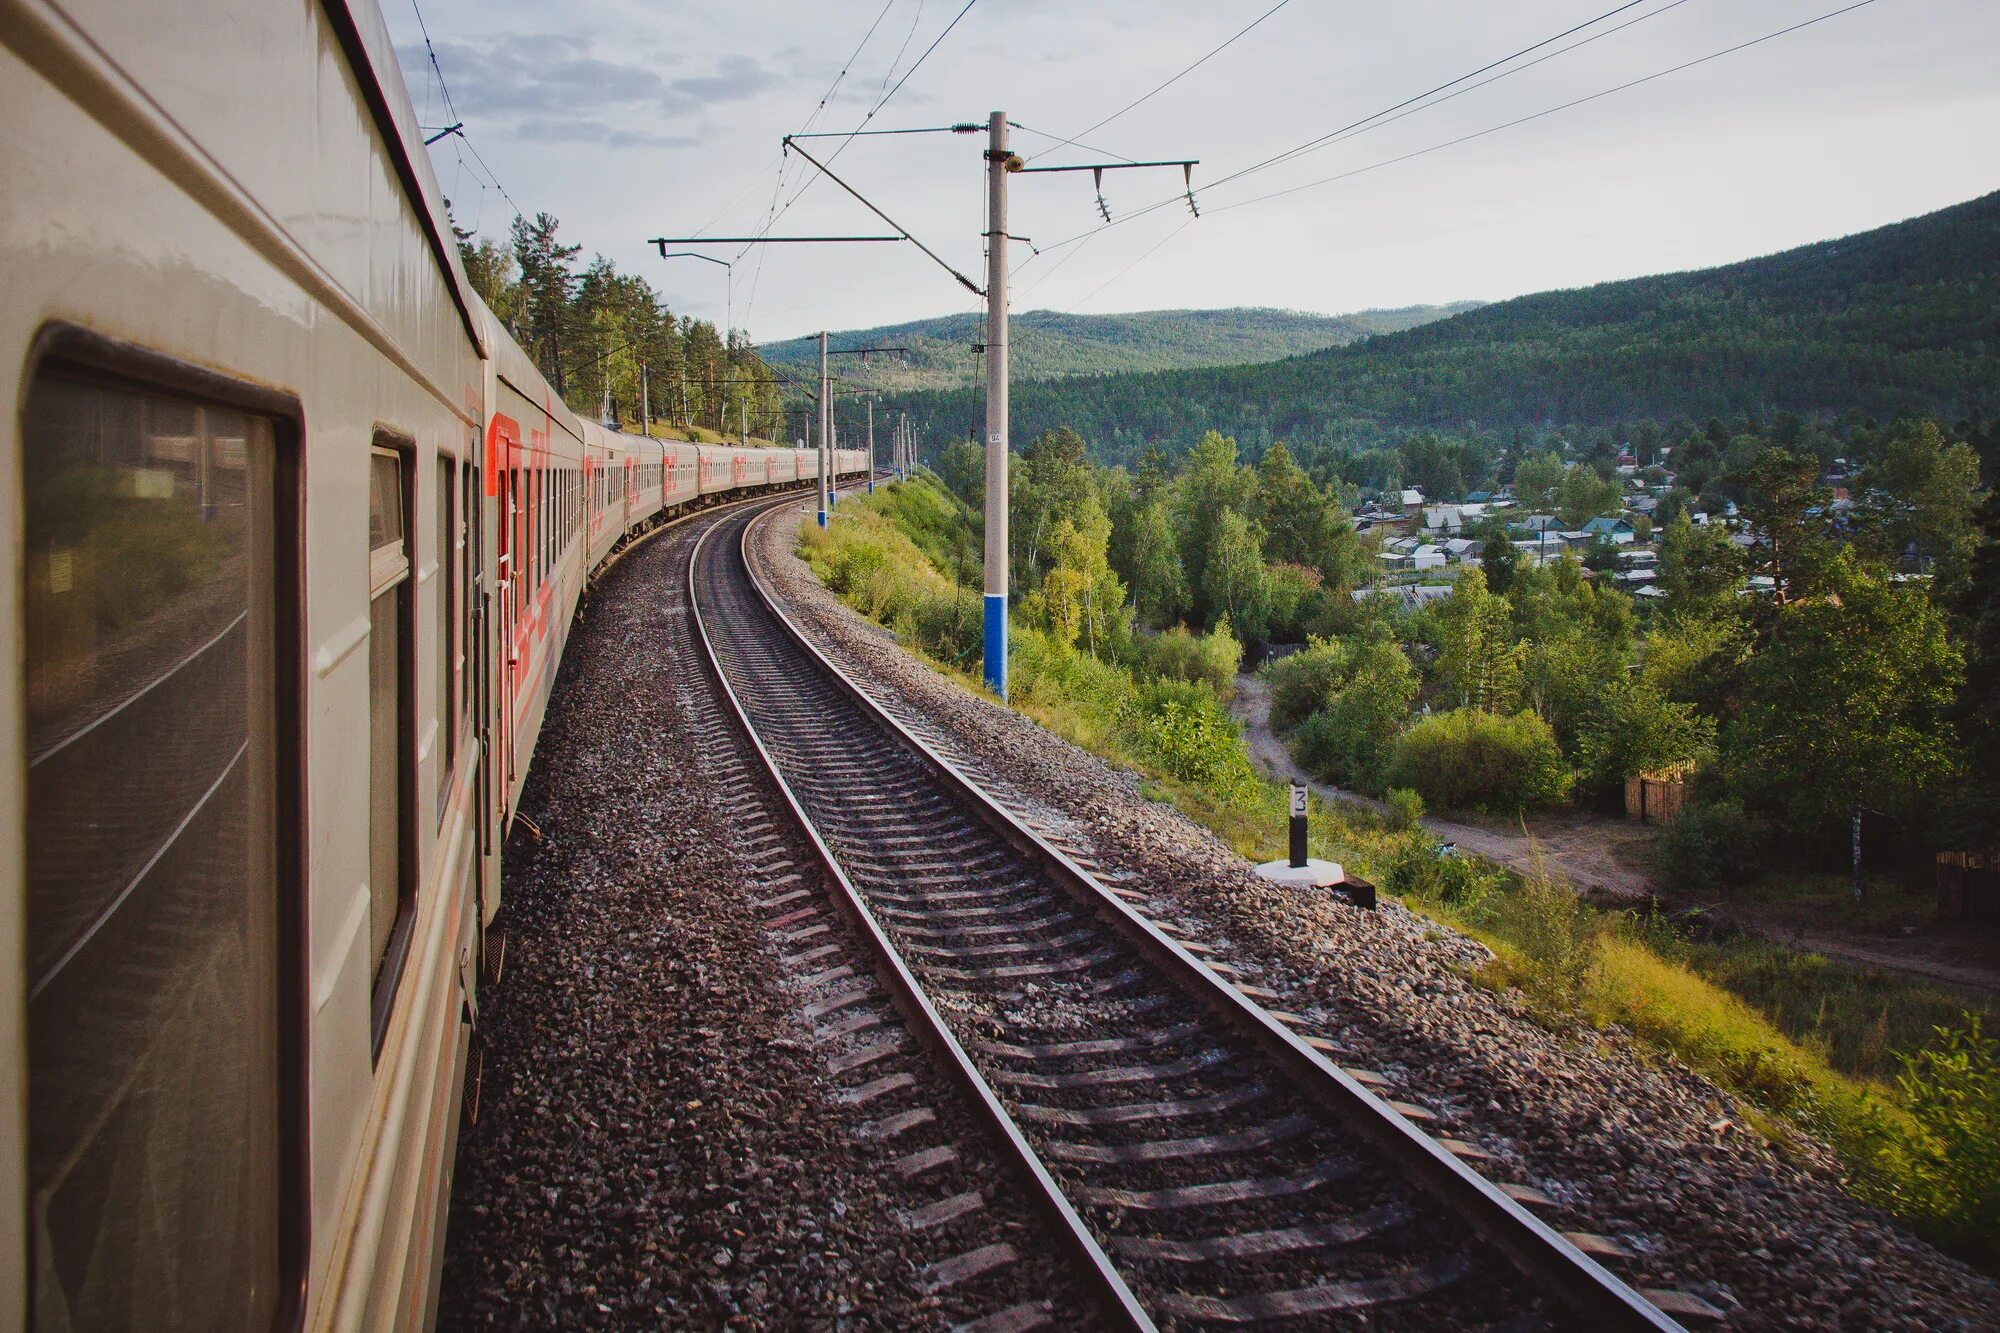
[369,444,414,1038]
[23,371,282,1329]
[437,455,456,816]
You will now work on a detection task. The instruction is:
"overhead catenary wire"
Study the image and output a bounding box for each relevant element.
[1073,217,1194,310]
[1030,0,1885,309]
[738,0,980,328]
[1015,0,1856,286]
[1021,0,1294,163]
[874,0,929,103]
[1202,0,1661,198]
[1209,0,1883,214]
[740,0,980,263]
[407,0,526,224]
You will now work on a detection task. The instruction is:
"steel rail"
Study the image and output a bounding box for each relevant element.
[687,497,1155,1332]
[731,500,1685,1332]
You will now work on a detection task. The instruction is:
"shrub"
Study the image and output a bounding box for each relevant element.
[1511,859,1600,1011]
[1652,799,1768,895]
[1140,621,1241,697]
[1383,831,1490,909]
[1263,562,1324,642]
[1264,637,1350,731]
[1385,787,1425,831]
[1311,643,1419,794]
[1386,708,1572,812]
[1878,1014,2000,1265]
[1121,679,1258,794]
[894,586,984,667]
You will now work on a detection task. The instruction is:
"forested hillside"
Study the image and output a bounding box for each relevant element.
[761,304,1479,393]
[888,189,2000,467]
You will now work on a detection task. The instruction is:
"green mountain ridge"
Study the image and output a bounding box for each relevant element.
[759,304,1482,393]
[881,189,2000,466]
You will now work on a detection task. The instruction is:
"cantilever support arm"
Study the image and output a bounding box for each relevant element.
[780,137,985,296]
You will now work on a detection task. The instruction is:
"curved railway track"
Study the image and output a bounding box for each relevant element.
[690,496,1687,1331]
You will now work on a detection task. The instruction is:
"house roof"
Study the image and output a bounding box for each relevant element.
[1353,583,1455,610]
[1582,516,1632,535]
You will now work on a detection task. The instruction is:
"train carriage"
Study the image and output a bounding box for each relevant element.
[0,1,866,1328]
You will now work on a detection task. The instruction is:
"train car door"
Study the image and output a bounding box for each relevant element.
[467,426,497,921]
[486,413,520,809]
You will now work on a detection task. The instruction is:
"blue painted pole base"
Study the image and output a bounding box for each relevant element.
[983,594,1007,701]
[817,508,828,528]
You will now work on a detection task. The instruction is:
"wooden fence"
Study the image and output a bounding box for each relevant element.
[1624,772,1688,824]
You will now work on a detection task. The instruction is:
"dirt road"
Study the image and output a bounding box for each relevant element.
[1232,673,2000,998]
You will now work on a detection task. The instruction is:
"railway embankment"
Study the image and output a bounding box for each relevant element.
[756,501,2000,1328]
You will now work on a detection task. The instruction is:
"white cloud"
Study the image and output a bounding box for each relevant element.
[390,0,2000,340]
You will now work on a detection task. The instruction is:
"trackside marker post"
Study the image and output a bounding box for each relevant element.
[1256,779,1374,908]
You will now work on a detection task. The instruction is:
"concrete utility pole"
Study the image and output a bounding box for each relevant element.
[639,362,650,435]
[740,397,748,446]
[983,109,1013,700]
[866,395,876,495]
[817,331,831,528]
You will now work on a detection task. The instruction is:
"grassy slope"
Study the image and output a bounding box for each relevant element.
[760,304,1481,394]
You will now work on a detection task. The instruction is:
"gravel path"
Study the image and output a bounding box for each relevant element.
[440,503,1100,1329]
[753,506,2000,1330]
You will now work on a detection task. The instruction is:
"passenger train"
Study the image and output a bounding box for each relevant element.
[0,1,863,1326]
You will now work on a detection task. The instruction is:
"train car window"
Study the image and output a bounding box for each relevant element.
[23,370,286,1329]
[368,444,414,1039]
[459,460,474,741]
[436,455,456,818]
[508,464,522,617]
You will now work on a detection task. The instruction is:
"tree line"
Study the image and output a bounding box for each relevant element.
[454,211,788,440]
[933,412,1997,878]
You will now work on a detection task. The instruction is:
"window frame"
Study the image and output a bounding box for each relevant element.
[367,433,418,1057]
[436,451,458,821]
[20,322,310,1332]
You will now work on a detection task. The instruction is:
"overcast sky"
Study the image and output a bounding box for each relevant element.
[388,0,2000,343]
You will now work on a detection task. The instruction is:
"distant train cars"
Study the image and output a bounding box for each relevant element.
[0,1,860,1327]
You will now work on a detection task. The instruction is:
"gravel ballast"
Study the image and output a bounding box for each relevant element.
[752,503,2000,1330]
[439,501,1100,1329]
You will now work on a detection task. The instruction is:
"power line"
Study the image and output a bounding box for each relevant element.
[1022,0,1293,163]
[1009,121,1136,166]
[407,0,525,224]
[1030,0,1884,308]
[741,0,980,263]
[1204,0,1657,195]
[739,1,979,328]
[1074,218,1194,309]
[1208,0,1883,214]
[1011,0,1779,274]
[874,0,929,103]
[806,0,897,134]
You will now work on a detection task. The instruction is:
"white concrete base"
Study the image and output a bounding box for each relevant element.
[1254,858,1345,889]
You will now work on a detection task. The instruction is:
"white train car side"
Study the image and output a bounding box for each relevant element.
[0,1,866,1328]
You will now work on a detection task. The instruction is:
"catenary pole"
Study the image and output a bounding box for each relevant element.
[818,331,831,527]
[983,109,1012,699]
[867,395,877,494]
